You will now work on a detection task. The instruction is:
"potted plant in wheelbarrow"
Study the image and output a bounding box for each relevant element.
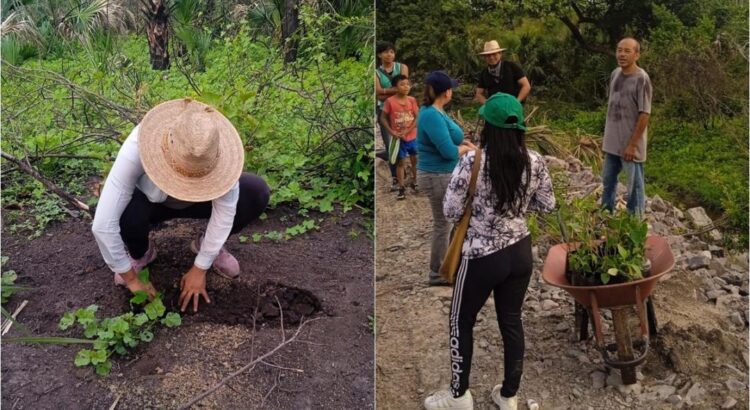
[541,198,675,385]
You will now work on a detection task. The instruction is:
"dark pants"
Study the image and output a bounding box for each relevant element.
[120,173,270,259]
[449,235,533,398]
[377,105,397,179]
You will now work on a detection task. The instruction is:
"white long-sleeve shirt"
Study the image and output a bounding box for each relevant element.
[91,125,239,274]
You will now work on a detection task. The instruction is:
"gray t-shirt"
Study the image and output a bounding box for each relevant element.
[602,67,652,162]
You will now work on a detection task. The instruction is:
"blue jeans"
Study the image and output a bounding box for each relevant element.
[601,153,645,215]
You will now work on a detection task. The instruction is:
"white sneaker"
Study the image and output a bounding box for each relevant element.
[491,385,517,410]
[424,389,473,410]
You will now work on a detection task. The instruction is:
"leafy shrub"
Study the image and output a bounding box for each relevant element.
[552,196,649,285]
[2,8,373,237]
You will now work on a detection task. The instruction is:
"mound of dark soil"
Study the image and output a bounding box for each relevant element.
[154,278,323,327]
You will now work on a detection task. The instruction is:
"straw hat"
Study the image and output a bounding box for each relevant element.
[478,40,506,55]
[138,98,245,202]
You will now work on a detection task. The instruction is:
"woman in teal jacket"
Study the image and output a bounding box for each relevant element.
[417,71,476,286]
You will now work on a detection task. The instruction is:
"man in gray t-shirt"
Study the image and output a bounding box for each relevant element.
[601,37,652,215]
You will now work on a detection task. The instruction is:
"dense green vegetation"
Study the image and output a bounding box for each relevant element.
[2,0,374,237]
[378,0,748,246]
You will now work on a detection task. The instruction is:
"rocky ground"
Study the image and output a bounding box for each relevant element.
[374,153,748,410]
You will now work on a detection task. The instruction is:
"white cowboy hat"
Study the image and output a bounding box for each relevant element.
[138,98,245,202]
[478,40,507,55]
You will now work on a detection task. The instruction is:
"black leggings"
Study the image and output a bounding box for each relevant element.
[119,173,270,259]
[449,235,533,398]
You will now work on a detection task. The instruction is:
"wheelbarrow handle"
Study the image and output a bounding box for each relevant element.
[634,285,649,339]
[590,291,605,348]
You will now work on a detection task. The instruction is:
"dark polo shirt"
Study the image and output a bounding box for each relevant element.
[476,61,526,98]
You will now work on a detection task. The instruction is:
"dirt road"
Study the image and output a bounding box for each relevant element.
[375,156,748,410]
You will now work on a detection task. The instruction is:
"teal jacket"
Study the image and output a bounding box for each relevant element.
[416,105,465,173]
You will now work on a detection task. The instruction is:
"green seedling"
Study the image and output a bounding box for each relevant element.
[59,291,181,376]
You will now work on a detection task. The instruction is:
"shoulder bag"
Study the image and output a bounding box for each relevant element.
[439,148,482,284]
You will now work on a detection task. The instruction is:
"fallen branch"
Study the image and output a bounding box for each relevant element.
[2,63,140,125]
[176,317,320,409]
[260,360,304,373]
[28,154,107,162]
[0,151,92,217]
[1,300,28,336]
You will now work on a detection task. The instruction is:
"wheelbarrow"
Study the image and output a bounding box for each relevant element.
[542,235,675,385]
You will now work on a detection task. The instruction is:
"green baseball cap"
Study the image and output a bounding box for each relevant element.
[478,93,526,131]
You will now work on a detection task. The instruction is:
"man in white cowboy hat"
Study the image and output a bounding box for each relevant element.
[92,98,270,313]
[474,40,531,104]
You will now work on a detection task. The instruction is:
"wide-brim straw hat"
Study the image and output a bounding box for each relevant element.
[478,40,507,55]
[139,98,244,202]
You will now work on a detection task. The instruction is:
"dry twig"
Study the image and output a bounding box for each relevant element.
[176,316,320,409]
[1,300,29,336]
[260,370,281,408]
[108,395,121,410]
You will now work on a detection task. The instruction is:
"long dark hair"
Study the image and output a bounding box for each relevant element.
[481,122,531,216]
[422,84,438,106]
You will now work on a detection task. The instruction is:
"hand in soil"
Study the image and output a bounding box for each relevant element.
[179,266,211,313]
[121,269,157,299]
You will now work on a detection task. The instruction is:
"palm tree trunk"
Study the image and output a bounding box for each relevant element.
[142,0,170,70]
[282,0,299,63]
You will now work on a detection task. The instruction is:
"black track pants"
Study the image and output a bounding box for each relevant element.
[449,235,533,398]
[118,173,270,259]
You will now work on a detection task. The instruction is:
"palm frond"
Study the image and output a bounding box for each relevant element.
[58,0,134,45]
[1,9,42,44]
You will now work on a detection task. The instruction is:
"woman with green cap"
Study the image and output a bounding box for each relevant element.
[423,93,555,410]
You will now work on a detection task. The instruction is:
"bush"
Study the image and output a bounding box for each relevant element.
[2,11,373,236]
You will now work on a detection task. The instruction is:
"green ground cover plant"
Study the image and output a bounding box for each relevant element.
[58,269,181,376]
[1,256,21,305]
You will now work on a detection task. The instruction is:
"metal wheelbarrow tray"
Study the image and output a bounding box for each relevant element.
[542,235,675,384]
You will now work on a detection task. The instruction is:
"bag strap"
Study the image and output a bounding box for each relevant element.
[461,148,482,217]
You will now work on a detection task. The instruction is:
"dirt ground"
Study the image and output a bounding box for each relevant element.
[1,206,373,409]
[374,159,749,410]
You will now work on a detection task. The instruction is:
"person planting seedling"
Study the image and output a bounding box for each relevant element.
[92,98,270,313]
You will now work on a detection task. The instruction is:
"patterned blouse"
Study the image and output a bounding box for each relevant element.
[443,149,556,259]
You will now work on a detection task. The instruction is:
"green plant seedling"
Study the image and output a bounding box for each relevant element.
[58,293,180,376]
